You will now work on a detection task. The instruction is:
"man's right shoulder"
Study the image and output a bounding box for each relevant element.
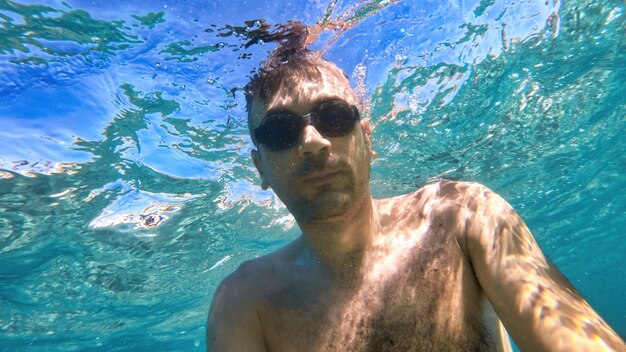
[215,242,295,302]
[207,252,285,349]
[208,254,282,351]
[216,254,278,299]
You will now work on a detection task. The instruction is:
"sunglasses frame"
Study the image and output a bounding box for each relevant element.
[254,99,360,151]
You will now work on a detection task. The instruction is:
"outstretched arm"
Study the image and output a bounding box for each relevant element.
[463,184,625,351]
[207,273,268,352]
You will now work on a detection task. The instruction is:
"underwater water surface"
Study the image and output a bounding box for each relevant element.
[0,0,624,350]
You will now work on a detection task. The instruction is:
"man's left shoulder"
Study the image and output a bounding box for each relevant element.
[405,179,497,212]
[416,180,523,243]
[376,180,492,226]
[418,179,492,199]
[376,180,504,228]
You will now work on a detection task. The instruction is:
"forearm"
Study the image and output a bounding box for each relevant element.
[487,266,625,351]
[465,185,625,351]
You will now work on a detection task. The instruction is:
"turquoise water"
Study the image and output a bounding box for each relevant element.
[0,0,624,350]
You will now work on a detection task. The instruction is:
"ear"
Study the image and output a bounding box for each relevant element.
[252,149,270,190]
[360,119,378,158]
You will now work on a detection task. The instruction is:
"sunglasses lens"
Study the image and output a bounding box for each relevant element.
[315,101,358,137]
[255,100,359,151]
[255,113,301,150]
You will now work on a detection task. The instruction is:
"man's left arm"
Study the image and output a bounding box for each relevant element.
[462,184,625,351]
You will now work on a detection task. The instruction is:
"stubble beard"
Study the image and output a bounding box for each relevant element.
[289,168,370,225]
[274,141,373,225]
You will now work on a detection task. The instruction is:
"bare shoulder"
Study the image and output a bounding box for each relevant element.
[425,182,626,351]
[376,180,500,243]
[378,180,497,214]
[415,180,498,207]
[207,244,296,352]
[213,243,293,305]
[214,258,269,303]
[207,261,264,351]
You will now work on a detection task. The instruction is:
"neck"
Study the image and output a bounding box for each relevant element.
[296,195,379,284]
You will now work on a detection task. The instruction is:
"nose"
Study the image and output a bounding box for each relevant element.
[298,125,331,157]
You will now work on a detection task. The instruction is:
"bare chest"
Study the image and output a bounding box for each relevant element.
[259,229,497,351]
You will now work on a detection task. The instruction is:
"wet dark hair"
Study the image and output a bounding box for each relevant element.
[243,21,312,113]
[244,50,350,144]
[241,20,353,144]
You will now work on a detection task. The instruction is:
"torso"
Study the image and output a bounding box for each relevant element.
[242,182,511,351]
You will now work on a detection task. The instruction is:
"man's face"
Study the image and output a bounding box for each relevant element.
[250,64,373,224]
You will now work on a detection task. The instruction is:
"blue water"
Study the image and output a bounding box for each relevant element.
[0,0,624,350]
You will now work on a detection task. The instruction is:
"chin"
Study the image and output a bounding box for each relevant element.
[296,191,362,223]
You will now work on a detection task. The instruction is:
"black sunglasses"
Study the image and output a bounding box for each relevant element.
[254,99,360,151]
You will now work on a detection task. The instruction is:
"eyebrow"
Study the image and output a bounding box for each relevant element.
[263,97,346,117]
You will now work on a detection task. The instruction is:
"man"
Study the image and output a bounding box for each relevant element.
[207,49,625,351]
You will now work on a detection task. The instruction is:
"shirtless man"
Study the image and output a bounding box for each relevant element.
[207,50,626,351]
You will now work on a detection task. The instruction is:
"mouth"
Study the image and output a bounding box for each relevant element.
[302,170,343,186]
